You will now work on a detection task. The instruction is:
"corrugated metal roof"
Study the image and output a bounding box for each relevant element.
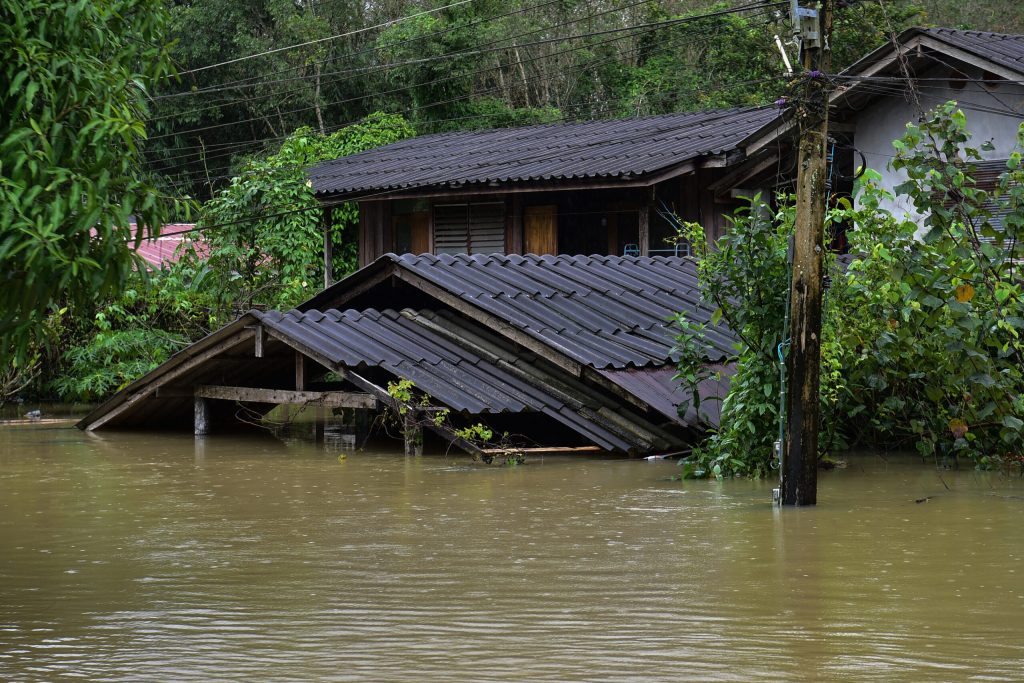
[307,107,776,196]
[598,364,731,428]
[253,307,678,452]
[302,253,738,369]
[919,28,1024,75]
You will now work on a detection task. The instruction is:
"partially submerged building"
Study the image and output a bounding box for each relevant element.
[78,254,735,456]
[78,27,1024,454]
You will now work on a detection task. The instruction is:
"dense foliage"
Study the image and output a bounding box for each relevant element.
[0,0,181,365]
[195,112,414,312]
[676,105,1024,476]
[832,105,1024,466]
[48,265,217,402]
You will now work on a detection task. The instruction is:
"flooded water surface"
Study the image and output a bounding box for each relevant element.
[1,421,1023,681]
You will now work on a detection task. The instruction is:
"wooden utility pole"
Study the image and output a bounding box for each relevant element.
[781,0,834,506]
[322,206,334,289]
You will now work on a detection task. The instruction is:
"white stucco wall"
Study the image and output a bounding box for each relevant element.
[853,63,1024,225]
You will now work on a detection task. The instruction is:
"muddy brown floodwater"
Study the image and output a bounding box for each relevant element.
[1,420,1024,681]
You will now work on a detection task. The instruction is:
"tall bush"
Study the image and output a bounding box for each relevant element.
[196,112,415,312]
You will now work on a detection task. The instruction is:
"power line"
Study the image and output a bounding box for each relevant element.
[175,0,474,77]
[147,1,784,142]
[146,10,772,173]
[146,0,658,125]
[155,0,568,101]
[149,13,784,188]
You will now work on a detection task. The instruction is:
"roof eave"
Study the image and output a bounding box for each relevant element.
[313,155,737,203]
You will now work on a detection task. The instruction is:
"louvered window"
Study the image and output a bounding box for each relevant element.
[935,160,1017,244]
[433,202,506,255]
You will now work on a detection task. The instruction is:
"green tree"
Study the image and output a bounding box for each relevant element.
[0,0,179,364]
[832,104,1024,465]
[195,112,415,312]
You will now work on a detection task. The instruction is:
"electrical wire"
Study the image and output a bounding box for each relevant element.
[174,0,475,77]
[146,1,786,142]
[146,5,784,182]
[158,0,569,99]
[151,0,649,117]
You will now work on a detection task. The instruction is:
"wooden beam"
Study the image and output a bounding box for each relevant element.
[246,324,264,358]
[707,152,781,194]
[81,327,255,431]
[194,385,377,409]
[295,352,305,391]
[915,37,1023,82]
[480,446,603,455]
[298,262,397,313]
[341,369,484,457]
[321,161,700,204]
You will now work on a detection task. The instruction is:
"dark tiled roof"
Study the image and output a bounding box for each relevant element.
[307,107,776,196]
[256,308,538,415]
[301,253,738,369]
[919,27,1024,75]
[254,307,680,452]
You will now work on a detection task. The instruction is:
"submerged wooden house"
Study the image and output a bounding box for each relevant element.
[78,253,735,456]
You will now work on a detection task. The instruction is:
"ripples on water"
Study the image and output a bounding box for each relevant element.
[1,422,1023,681]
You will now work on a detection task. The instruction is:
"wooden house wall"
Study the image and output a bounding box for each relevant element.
[354,172,747,262]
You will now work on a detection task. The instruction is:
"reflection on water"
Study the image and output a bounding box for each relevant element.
[1,422,1023,681]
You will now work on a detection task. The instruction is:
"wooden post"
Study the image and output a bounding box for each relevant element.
[295,352,305,391]
[354,408,370,448]
[253,324,263,358]
[314,405,325,444]
[323,206,334,289]
[638,202,650,257]
[403,415,422,457]
[782,0,834,507]
[194,396,210,436]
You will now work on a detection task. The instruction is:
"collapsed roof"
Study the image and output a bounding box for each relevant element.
[78,254,735,455]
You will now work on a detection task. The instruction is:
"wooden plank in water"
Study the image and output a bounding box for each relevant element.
[479,446,603,455]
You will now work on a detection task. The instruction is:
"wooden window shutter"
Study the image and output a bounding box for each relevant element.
[932,160,1014,245]
[433,202,506,255]
[468,202,505,254]
[524,205,558,255]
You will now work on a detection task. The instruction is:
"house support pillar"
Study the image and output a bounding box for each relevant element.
[638,187,654,256]
[194,396,210,436]
[354,408,371,447]
[314,406,325,444]
[323,206,334,289]
[403,415,423,457]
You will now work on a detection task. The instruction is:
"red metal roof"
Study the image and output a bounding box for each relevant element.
[90,224,208,269]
